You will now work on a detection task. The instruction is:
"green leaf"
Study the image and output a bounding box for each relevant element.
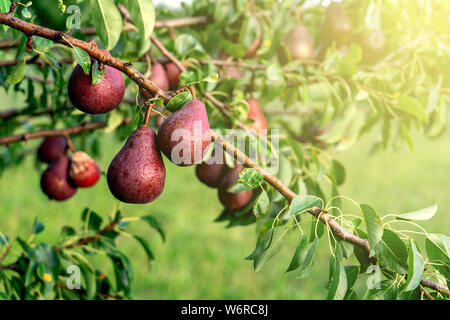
[133,235,155,263]
[298,238,319,275]
[72,47,91,75]
[405,239,424,291]
[90,0,123,50]
[360,204,383,253]
[0,1,11,32]
[91,59,105,85]
[286,234,308,272]
[174,33,205,58]
[331,159,346,186]
[253,189,270,217]
[165,91,193,112]
[345,265,359,290]
[80,264,96,300]
[246,226,289,272]
[327,244,347,300]
[33,218,45,234]
[289,195,322,216]
[141,216,165,242]
[374,229,408,274]
[426,234,450,280]
[81,209,103,232]
[127,0,155,41]
[395,203,438,221]
[6,59,26,85]
[105,109,124,133]
[397,95,427,122]
[239,168,263,188]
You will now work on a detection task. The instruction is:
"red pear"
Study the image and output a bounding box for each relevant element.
[157,99,211,166]
[164,62,184,90]
[68,50,125,114]
[69,151,101,188]
[40,155,77,201]
[218,164,253,209]
[107,127,166,204]
[149,63,169,92]
[247,98,268,134]
[37,136,67,163]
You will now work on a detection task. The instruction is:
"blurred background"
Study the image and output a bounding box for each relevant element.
[0,0,449,299]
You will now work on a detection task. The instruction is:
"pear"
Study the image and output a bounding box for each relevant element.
[157,99,211,166]
[321,2,353,47]
[195,150,226,188]
[218,164,253,209]
[149,63,169,92]
[40,155,77,201]
[247,98,268,134]
[360,29,387,63]
[68,50,125,114]
[37,136,67,163]
[107,127,166,204]
[279,25,314,64]
[164,62,184,90]
[69,151,101,188]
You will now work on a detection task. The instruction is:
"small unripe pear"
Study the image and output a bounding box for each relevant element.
[157,99,211,166]
[321,2,353,47]
[68,50,125,114]
[37,136,67,163]
[218,165,253,209]
[40,155,77,201]
[360,29,387,63]
[149,63,169,92]
[107,127,166,204]
[69,151,101,188]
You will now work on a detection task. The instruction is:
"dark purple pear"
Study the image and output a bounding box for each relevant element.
[157,99,211,166]
[218,164,253,209]
[37,136,67,163]
[149,63,169,92]
[107,127,166,204]
[195,150,226,188]
[68,50,125,114]
[40,155,77,201]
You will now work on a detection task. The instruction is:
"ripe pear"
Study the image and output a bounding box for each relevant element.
[37,136,67,163]
[40,155,77,201]
[279,25,314,64]
[247,98,268,134]
[321,2,353,47]
[218,164,253,209]
[68,50,125,114]
[157,99,211,166]
[360,29,387,63]
[195,150,226,188]
[164,62,184,90]
[149,63,169,92]
[107,127,166,204]
[69,151,101,188]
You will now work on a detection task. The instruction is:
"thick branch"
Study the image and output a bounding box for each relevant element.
[0,8,168,102]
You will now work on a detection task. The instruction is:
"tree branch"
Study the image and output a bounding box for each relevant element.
[0,5,168,102]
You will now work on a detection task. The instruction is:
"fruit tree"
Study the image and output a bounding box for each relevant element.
[0,0,449,300]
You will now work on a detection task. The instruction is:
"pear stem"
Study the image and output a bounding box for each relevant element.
[64,135,77,153]
[143,101,155,127]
